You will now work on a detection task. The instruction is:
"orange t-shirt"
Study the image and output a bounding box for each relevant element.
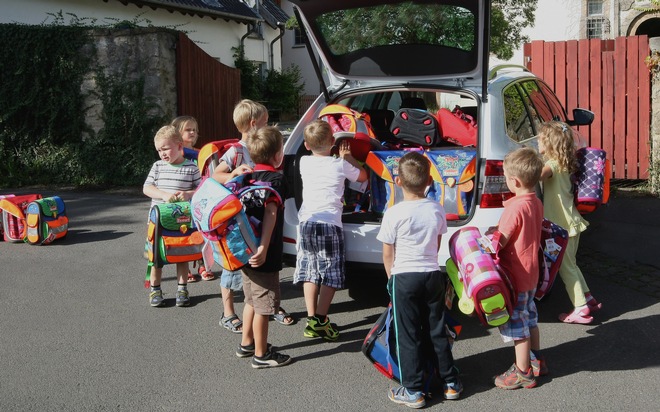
[497,193,543,293]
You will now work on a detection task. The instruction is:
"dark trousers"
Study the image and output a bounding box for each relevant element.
[388,271,457,391]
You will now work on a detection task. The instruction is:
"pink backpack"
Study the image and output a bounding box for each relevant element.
[574,147,611,214]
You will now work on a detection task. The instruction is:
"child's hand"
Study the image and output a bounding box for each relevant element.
[232,164,253,178]
[338,140,351,158]
[484,226,497,236]
[166,192,184,203]
[248,245,268,268]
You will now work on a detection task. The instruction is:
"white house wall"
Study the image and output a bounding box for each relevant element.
[0,0,282,70]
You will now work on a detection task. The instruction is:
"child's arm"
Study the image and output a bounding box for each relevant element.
[382,243,395,279]
[248,202,278,268]
[143,184,180,203]
[339,141,368,182]
[539,165,553,182]
[212,161,253,184]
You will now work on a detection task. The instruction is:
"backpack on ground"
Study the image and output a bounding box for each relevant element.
[447,227,515,327]
[0,194,43,242]
[389,108,441,148]
[144,201,204,285]
[535,218,569,300]
[574,147,611,214]
[318,104,377,139]
[425,149,477,221]
[25,196,68,245]
[191,175,282,271]
[197,139,243,178]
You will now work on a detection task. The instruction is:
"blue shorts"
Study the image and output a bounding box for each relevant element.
[498,290,538,343]
[293,221,345,289]
[220,268,243,291]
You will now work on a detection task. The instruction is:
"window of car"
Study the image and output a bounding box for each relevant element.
[538,82,567,122]
[503,83,535,142]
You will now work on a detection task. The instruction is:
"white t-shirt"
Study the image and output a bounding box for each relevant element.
[377,198,447,275]
[298,155,361,228]
[220,141,253,171]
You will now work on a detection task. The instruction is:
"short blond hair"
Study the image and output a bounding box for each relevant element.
[154,125,182,144]
[303,119,334,152]
[398,151,431,194]
[503,147,544,188]
[246,125,283,165]
[233,99,268,133]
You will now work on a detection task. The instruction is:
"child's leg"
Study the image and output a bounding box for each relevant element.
[252,313,270,358]
[241,303,255,347]
[175,262,190,307]
[150,266,162,287]
[176,262,189,285]
[530,325,540,353]
[558,235,589,308]
[303,282,319,317]
[514,338,531,372]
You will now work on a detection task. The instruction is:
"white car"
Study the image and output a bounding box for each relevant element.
[282,0,593,270]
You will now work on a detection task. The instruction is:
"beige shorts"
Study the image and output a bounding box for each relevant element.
[241,267,281,316]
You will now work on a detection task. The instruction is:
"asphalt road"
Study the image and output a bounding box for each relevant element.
[1,188,658,411]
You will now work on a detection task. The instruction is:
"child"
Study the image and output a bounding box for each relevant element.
[171,115,214,282]
[212,100,293,333]
[486,147,545,389]
[293,119,368,341]
[538,121,602,324]
[376,151,462,408]
[143,125,201,307]
[235,125,292,368]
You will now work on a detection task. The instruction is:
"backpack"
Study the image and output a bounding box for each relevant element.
[389,108,441,148]
[197,139,243,178]
[318,104,377,139]
[535,218,569,301]
[425,149,477,221]
[0,194,43,242]
[435,108,477,147]
[574,147,611,214]
[447,227,516,327]
[144,201,204,286]
[25,196,68,245]
[191,175,282,271]
[364,150,419,215]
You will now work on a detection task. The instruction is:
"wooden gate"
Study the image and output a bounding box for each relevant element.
[176,33,241,146]
[524,36,651,179]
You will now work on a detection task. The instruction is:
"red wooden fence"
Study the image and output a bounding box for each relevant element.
[176,33,242,146]
[524,36,651,179]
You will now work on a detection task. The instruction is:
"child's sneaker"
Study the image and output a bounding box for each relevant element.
[303,316,339,341]
[251,350,292,369]
[443,378,463,400]
[531,356,549,377]
[388,386,426,409]
[149,289,164,307]
[494,364,537,389]
[175,289,190,307]
[236,342,273,358]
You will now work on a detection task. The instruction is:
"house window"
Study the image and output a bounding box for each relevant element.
[293,27,305,46]
[586,0,607,39]
[587,0,603,16]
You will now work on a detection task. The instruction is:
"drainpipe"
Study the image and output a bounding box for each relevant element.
[270,23,286,71]
[240,24,253,50]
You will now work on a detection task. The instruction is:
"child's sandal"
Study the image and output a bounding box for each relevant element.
[220,313,243,333]
[199,265,214,281]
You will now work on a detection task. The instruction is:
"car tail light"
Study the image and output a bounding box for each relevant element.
[480,160,513,209]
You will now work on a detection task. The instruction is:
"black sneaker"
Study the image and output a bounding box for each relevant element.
[251,350,292,369]
[236,343,273,358]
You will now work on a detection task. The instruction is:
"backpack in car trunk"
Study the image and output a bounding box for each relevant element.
[574,147,610,214]
[25,196,68,245]
[389,108,441,148]
[425,149,477,221]
[0,194,43,242]
[364,150,411,215]
[145,201,204,284]
[447,227,515,327]
[318,104,377,139]
[191,175,282,271]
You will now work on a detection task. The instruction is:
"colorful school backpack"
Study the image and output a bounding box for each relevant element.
[145,201,204,285]
[389,108,441,148]
[318,104,377,139]
[447,227,515,327]
[25,196,68,245]
[197,139,243,178]
[574,147,611,214]
[536,218,569,300]
[191,175,282,271]
[364,150,411,215]
[0,194,43,242]
[425,149,477,221]
[436,108,478,147]
[0,194,15,240]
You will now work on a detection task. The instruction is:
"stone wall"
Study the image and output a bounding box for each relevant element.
[650,36,660,193]
[80,28,178,138]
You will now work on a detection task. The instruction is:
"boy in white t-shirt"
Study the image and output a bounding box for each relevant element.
[294,119,368,341]
[376,152,462,408]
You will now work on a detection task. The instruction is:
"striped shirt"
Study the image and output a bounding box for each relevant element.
[144,159,201,207]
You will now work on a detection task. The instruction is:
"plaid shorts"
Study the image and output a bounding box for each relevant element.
[498,290,538,343]
[293,221,345,289]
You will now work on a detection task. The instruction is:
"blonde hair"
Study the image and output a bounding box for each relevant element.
[398,151,431,194]
[303,119,334,152]
[246,125,283,165]
[233,99,268,133]
[154,125,182,144]
[538,121,578,173]
[503,147,544,188]
[171,115,198,144]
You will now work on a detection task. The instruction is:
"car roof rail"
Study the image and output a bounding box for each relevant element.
[488,64,530,80]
